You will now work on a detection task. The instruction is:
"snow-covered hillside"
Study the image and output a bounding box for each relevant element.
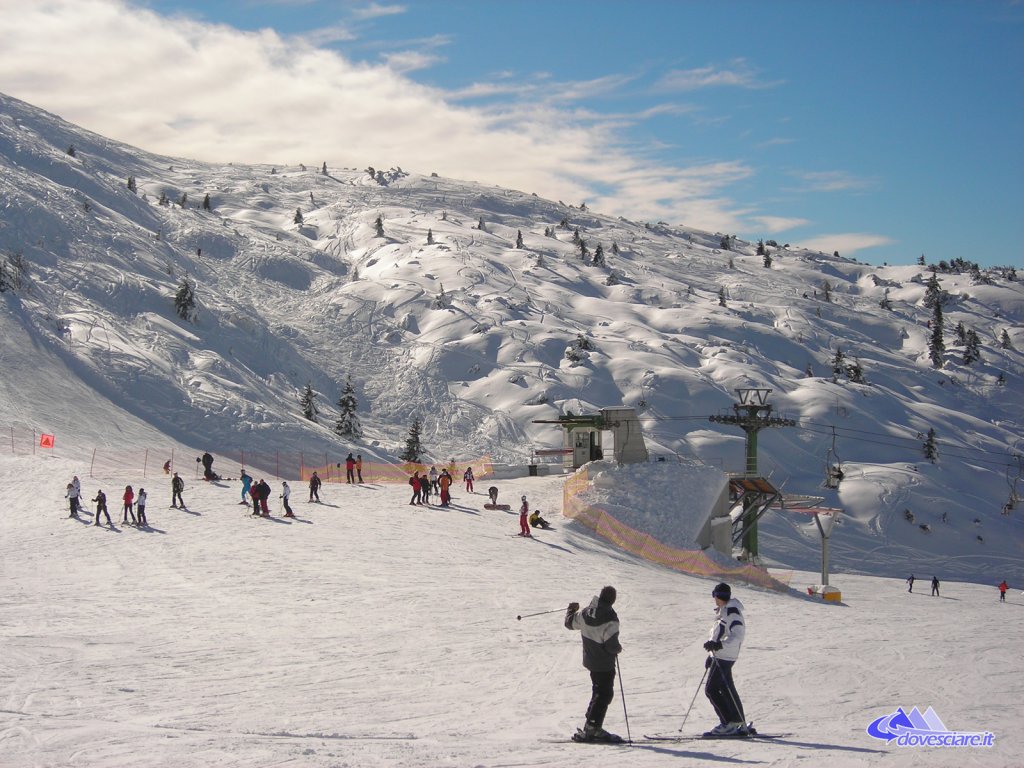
[1,90,1023,583]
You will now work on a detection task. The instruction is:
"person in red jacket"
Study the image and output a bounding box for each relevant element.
[438,469,453,507]
[518,495,531,537]
[999,580,1009,602]
[345,453,356,484]
[121,485,137,525]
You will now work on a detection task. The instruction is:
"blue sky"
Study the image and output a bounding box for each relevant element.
[0,0,1020,267]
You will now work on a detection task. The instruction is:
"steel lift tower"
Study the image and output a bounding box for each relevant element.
[709,388,796,562]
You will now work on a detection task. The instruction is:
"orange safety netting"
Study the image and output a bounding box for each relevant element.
[563,466,790,591]
[300,456,494,484]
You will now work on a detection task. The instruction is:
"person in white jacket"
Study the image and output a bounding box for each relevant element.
[703,582,748,736]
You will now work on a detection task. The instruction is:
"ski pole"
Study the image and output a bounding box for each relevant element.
[678,663,710,733]
[515,608,563,621]
[616,656,632,744]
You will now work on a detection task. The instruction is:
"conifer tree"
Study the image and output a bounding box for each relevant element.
[399,418,424,463]
[718,287,727,307]
[127,176,137,193]
[426,228,434,245]
[756,239,766,256]
[822,280,833,303]
[299,383,318,423]
[1000,329,1013,349]
[334,375,362,439]
[173,278,195,321]
[831,347,846,378]
[375,215,385,237]
[294,208,304,225]
[928,301,945,368]
[202,193,211,211]
[516,230,524,249]
[592,243,605,267]
[923,428,938,463]
[963,329,981,364]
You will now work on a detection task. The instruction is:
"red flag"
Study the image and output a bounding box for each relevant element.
[39,434,55,449]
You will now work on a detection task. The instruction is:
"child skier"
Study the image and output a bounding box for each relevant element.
[518,495,531,537]
[92,490,112,526]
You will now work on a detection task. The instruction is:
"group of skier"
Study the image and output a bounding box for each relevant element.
[68,475,150,527]
[564,581,749,743]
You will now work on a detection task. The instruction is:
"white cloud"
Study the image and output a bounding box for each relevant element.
[799,233,896,256]
[654,59,779,91]
[750,216,811,234]
[382,50,443,72]
[352,2,406,21]
[0,0,782,239]
[791,170,877,192]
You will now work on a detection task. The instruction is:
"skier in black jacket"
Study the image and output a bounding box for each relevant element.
[565,586,623,742]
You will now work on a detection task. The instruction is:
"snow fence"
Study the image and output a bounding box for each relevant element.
[562,465,790,591]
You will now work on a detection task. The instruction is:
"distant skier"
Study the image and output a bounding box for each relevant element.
[281,481,294,518]
[463,467,475,493]
[240,470,252,505]
[345,453,356,484]
[530,510,553,530]
[122,485,137,525]
[92,489,112,526]
[201,451,215,481]
[409,472,422,505]
[356,454,364,483]
[428,466,440,493]
[999,580,1009,602]
[703,582,749,737]
[564,586,622,743]
[162,460,172,474]
[907,574,915,593]
[65,482,80,518]
[309,471,322,503]
[171,472,185,508]
[518,496,531,537]
[249,483,260,515]
[439,469,453,507]
[420,471,432,503]
[70,476,82,515]
[136,488,148,526]
[931,576,940,596]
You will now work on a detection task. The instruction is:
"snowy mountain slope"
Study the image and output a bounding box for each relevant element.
[0,452,1021,768]
[1,91,1023,583]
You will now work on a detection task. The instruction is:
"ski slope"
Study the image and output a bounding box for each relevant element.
[0,452,1020,767]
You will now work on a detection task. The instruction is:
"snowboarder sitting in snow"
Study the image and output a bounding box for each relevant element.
[529,510,553,530]
[703,583,749,737]
[565,586,623,743]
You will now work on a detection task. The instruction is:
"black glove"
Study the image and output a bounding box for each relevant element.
[703,640,723,652]
[567,602,579,614]
[705,656,712,669]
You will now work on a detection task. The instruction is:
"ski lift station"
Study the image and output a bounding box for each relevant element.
[533,406,649,470]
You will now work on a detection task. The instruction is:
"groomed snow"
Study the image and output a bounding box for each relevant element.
[1,453,1020,767]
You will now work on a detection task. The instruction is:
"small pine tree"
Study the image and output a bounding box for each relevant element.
[202,193,211,211]
[756,239,766,256]
[426,228,434,245]
[515,230,524,249]
[434,283,450,309]
[917,255,926,266]
[822,280,833,303]
[399,418,424,463]
[1000,329,1013,349]
[174,278,195,321]
[592,243,605,267]
[929,301,945,368]
[923,428,938,463]
[334,375,362,439]
[179,192,188,208]
[718,287,727,307]
[963,329,981,364]
[831,347,846,377]
[954,321,967,346]
[805,363,814,378]
[924,273,943,309]
[572,227,581,245]
[579,240,589,261]
[66,145,76,157]
[763,251,772,268]
[158,191,169,206]
[322,161,328,175]
[299,383,318,423]
[719,234,732,251]
[294,208,304,225]
[611,242,620,255]
[477,217,486,231]
[127,176,137,193]
[879,289,893,310]
[375,215,385,237]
